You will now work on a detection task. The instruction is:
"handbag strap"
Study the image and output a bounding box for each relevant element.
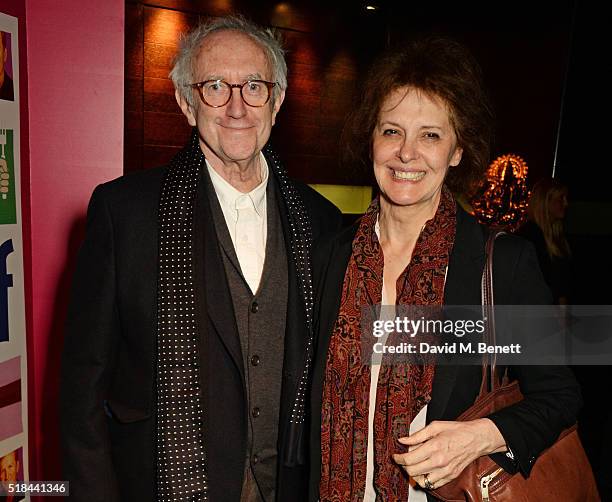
[480,230,506,395]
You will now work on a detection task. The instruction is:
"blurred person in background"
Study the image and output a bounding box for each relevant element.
[519,178,571,304]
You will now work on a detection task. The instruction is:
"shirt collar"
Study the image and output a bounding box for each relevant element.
[206,152,269,219]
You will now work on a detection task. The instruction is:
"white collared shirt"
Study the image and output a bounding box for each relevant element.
[206,153,268,294]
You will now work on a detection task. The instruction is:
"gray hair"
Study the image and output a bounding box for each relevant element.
[170,15,287,107]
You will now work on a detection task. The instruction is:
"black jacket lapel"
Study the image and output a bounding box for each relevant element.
[308,223,356,496]
[194,171,245,379]
[428,207,486,421]
[313,224,356,367]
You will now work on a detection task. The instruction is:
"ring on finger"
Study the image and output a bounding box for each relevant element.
[424,473,435,490]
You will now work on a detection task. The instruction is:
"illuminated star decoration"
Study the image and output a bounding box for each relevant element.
[472,154,530,231]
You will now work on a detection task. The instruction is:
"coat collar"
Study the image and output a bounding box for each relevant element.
[195,170,245,379]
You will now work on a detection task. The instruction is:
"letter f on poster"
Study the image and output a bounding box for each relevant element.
[0,239,13,342]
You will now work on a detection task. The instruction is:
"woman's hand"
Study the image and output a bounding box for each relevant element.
[392,418,506,489]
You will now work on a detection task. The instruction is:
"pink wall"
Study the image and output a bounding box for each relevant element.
[2,0,33,487]
[23,0,125,485]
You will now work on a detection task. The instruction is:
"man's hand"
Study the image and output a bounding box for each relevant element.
[392,419,506,489]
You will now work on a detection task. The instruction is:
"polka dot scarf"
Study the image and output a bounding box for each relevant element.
[155,129,314,500]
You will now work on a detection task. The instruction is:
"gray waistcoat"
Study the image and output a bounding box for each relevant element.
[206,173,288,502]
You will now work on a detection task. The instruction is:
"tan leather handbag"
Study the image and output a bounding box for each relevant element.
[430,231,599,502]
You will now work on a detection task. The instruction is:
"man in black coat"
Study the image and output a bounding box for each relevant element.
[60,15,341,502]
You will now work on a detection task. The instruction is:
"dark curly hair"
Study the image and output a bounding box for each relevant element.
[343,37,494,195]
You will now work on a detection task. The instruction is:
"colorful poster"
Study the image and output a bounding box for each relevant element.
[0,29,14,102]
[0,10,29,496]
[0,446,24,501]
[0,357,21,442]
[0,129,16,224]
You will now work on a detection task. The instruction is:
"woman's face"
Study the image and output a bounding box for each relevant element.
[372,87,462,212]
[548,190,568,220]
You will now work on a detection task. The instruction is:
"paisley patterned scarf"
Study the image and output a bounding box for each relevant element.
[320,187,456,501]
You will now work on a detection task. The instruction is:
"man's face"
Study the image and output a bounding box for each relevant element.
[0,452,19,483]
[176,30,284,169]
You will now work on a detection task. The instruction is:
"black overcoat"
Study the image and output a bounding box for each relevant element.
[308,206,582,501]
[60,155,342,502]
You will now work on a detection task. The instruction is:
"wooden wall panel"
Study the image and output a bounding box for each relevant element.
[124,0,382,184]
[144,77,179,113]
[143,43,176,80]
[143,7,196,45]
[125,4,144,76]
[144,111,191,146]
[134,0,237,18]
[139,7,200,162]
[143,145,183,169]
[125,77,142,112]
[124,2,143,170]
[124,0,574,191]
[285,63,322,100]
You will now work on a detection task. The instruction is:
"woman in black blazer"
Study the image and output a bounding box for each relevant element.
[309,38,581,502]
